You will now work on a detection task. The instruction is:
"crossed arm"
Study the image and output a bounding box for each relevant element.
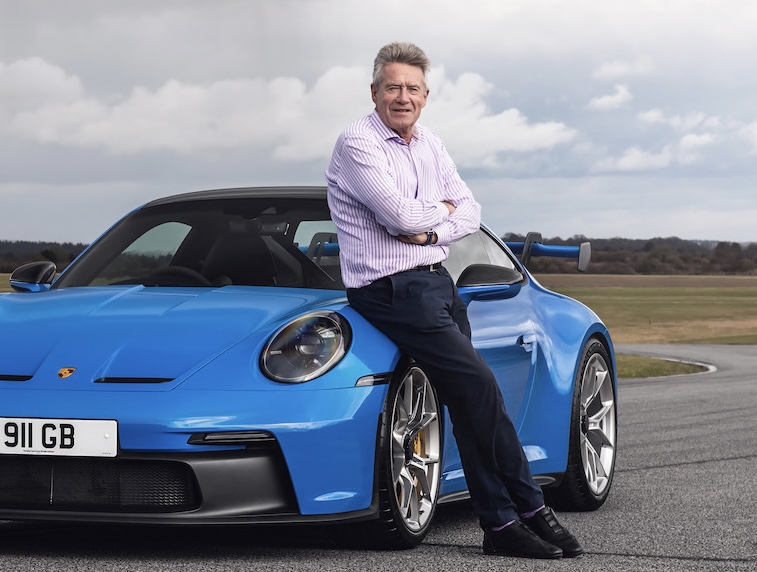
[335,133,480,245]
[396,201,456,245]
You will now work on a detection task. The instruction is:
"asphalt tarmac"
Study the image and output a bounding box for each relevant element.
[1,344,755,571]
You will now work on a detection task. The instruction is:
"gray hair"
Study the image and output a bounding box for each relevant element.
[372,42,430,88]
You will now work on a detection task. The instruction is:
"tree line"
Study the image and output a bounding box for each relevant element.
[0,241,87,273]
[2,236,757,275]
[503,234,757,275]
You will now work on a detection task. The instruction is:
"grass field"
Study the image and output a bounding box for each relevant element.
[535,274,757,345]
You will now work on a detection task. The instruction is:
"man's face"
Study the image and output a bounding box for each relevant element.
[371,62,428,141]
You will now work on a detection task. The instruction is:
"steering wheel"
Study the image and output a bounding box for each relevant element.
[146,266,212,287]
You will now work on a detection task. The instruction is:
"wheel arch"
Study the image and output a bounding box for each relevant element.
[544,331,618,511]
[345,357,445,549]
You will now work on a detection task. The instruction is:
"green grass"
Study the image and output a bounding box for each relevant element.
[536,279,757,345]
[558,286,757,344]
[615,353,708,378]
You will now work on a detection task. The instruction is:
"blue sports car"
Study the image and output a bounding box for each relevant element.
[0,187,617,549]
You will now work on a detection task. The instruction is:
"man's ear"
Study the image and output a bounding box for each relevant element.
[371,83,378,104]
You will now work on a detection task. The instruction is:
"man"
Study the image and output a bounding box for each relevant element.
[326,42,582,559]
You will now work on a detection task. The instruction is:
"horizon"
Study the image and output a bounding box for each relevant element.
[1,234,755,248]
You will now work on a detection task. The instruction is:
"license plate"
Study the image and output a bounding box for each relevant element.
[0,417,117,457]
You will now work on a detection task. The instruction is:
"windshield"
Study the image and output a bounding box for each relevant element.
[54,197,344,290]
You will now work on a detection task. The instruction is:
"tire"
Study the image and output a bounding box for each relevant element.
[547,338,617,511]
[348,364,443,549]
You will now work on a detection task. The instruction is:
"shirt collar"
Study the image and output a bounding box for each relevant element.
[369,110,423,144]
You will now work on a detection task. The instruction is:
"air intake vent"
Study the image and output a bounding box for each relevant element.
[0,457,200,513]
[0,374,32,382]
[94,377,174,384]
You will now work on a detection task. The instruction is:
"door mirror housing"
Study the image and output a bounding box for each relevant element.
[456,264,524,304]
[9,261,57,293]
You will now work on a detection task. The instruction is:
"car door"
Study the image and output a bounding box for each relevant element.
[445,229,537,431]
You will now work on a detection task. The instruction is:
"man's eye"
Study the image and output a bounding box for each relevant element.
[386,85,400,93]
[408,87,421,94]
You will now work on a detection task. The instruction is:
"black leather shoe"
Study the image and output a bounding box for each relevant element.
[483,521,563,559]
[523,507,584,557]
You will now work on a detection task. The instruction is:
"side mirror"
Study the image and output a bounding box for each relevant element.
[9,261,57,293]
[456,264,524,304]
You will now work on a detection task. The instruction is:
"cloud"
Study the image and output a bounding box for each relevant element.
[0,58,84,115]
[738,122,757,154]
[638,108,720,131]
[424,69,576,167]
[593,58,655,80]
[0,57,83,100]
[593,146,674,172]
[2,57,575,170]
[587,84,633,111]
[593,132,719,172]
[475,175,757,243]
[3,59,370,159]
[269,66,371,161]
[631,108,757,167]
[678,133,716,164]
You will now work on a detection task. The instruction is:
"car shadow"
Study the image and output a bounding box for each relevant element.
[0,502,478,558]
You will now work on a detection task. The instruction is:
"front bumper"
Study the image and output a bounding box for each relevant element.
[0,440,379,525]
[0,384,389,522]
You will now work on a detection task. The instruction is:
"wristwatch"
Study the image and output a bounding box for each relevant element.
[424,230,436,246]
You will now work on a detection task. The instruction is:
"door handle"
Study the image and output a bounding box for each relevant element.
[519,334,536,352]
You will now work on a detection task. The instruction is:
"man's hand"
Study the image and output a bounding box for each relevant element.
[395,201,451,244]
[397,232,436,245]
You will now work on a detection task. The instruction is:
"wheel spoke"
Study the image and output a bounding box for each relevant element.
[407,461,432,502]
[407,409,438,441]
[588,403,615,448]
[403,462,436,527]
[580,433,603,492]
[581,363,607,408]
[396,466,414,506]
[405,374,428,428]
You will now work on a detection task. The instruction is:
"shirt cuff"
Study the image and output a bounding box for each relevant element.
[433,224,452,246]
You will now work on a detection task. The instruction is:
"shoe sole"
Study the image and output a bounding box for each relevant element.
[483,546,563,559]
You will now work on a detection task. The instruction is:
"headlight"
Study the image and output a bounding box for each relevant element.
[261,311,352,383]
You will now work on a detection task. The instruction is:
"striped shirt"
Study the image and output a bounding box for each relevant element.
[326,111,481,288]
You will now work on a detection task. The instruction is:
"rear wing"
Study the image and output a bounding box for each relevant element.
[505,232,591,272]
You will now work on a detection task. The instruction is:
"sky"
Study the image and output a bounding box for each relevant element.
[2,0,757,244]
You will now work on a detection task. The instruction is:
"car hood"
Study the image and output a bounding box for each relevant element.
[0,285,345,389]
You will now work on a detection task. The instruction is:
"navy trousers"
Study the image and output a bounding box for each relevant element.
[347,266,544,527]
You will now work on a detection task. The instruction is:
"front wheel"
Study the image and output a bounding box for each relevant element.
[547,339,617,511]
[350,364,443,549]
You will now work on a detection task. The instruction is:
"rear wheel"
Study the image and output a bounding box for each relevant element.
[350,364,442,549]
[548,339,617,510]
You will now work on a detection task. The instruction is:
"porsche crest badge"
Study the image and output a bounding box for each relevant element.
[57,368,76,379]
